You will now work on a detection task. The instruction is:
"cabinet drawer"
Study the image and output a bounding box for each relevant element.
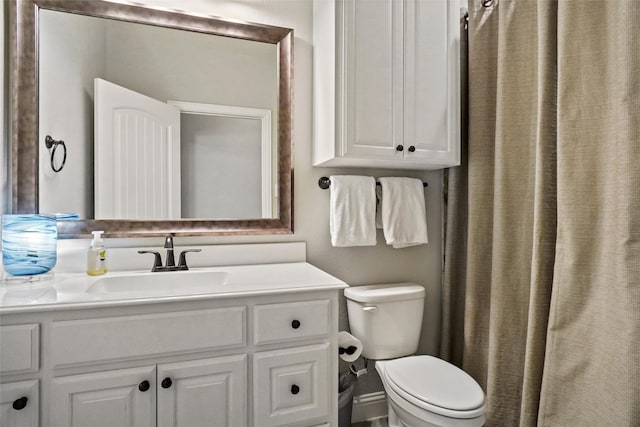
[253,343,330,427]
[0,379,39,427]
[51,307,246,368]
[253,299,330,345]
[0,324,39,375]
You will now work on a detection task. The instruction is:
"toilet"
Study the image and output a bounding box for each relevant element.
[344,283,485,427]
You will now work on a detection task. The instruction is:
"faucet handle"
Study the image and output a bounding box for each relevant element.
[138,250,163,272]
[177,249,202,270]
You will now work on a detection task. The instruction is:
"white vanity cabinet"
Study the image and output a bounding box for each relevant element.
[313,0,462,170]
[253,299,333,426]
[0,288,341,427]
[51,356,247,427]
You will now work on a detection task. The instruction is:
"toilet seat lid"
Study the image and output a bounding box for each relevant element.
[384,356,485,413]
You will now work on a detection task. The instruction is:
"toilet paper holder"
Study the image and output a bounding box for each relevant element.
[339,345,358,355]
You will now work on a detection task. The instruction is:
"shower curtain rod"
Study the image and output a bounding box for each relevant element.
[317,176,428,190]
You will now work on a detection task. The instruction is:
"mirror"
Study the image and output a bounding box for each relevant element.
[9,0,293,237]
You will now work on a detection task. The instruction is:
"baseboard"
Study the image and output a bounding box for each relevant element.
[351,391,388,423]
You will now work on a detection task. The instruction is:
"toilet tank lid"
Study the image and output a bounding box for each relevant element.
[344,283,425,303]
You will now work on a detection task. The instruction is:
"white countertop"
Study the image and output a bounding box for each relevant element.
[0,262,348,314]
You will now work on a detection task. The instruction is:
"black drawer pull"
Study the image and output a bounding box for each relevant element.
[396,144,404,151]
[161,377,173,389]
[291,319,301,329]
[290,384,300,395]
[12,397,28,410]
[138,380,150,392]
[408,145,416,152]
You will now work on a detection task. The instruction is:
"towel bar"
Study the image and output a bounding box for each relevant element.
[317,176,428,190]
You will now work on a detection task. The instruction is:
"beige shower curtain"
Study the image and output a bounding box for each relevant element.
[441,1,640,426]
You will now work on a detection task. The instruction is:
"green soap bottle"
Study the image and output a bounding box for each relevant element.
[87,230,107,276]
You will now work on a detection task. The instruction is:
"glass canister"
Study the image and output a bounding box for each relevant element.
[1,214,58,276]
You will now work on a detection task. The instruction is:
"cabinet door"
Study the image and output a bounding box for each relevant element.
[157,355,247,427]
[254,343,330,427]
[343,0,404,159]
[403,0,460,165]
[313,0,460,169]
[0,380,38,427]
[51,366,155,427]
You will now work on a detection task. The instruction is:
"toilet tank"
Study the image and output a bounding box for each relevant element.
[344,283,425,360]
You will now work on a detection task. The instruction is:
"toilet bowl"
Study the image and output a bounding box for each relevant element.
[344,283,485,427]
[377,356,485,427]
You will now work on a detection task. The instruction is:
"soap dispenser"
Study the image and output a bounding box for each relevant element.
[87,231,107,276]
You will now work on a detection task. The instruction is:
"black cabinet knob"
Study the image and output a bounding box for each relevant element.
[12,397,28,411]
[396,145,404,151]
[290,384,300,395]
[291,319,301,329]
[138,380,150,392]
[161,377,173,389]
[408,145,416,152]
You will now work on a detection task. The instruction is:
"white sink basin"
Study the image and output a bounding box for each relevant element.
[87,270,228,297]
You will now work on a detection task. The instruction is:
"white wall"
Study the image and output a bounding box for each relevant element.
[38,10,107,217]
[4,0,445,395]
[105,20,277,112]
[180,114,262,218]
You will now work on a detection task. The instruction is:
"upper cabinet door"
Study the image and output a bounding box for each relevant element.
[313,0,461,170]
[343,0,404,160]
[404,0,458,164]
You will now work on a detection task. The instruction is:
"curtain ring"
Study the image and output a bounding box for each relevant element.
[45,135,67,173]
[481,0,494,7]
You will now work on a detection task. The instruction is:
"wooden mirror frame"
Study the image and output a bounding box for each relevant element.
[8,0,293,237]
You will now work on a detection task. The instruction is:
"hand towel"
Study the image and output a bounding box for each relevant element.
[378,177,428,248]
[329,175,377,247]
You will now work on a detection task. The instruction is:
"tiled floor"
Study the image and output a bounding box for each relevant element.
[351,417,389,427]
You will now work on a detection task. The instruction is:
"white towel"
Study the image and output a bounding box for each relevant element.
[378,177,428,248]
[329,175,377,247]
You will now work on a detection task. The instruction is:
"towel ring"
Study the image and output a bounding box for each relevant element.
[45,135,67,173]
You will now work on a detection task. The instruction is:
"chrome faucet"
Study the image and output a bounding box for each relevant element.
[138,235,202,272]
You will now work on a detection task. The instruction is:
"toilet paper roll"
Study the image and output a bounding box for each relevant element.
[338,331,363,363]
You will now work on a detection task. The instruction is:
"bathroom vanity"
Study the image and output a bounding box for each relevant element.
[0,262,347,427]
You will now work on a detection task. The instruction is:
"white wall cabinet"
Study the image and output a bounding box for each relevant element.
[0,290,340,427]
[313,0,462,170]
